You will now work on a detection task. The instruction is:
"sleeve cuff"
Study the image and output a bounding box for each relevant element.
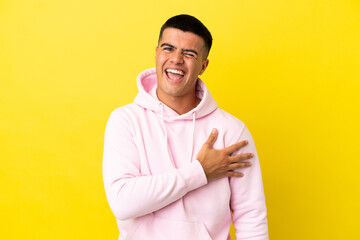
[178,160,208,192]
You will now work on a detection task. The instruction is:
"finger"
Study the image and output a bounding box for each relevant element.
[228,153,254,163]
[226,171,244,178]
[224,140,248,155]
[227,161,252,171]
[204,128,218,148]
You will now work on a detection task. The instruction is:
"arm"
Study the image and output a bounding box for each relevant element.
[102,111,208,221]
[230,126,268,240]
[103,110,254,221]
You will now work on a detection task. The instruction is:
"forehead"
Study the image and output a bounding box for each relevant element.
[160,28,205,52]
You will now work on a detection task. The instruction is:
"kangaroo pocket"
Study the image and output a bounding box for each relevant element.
[128,216,213,240]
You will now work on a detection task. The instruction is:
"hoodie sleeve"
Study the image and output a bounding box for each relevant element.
[229,125,269,240]
[102,110,208,221]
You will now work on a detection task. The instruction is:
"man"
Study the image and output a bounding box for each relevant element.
[103,14,268,240]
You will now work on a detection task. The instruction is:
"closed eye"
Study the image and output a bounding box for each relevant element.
[183,49,198,58]
[184,52,195,57]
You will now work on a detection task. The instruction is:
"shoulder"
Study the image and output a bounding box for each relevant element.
[106,103,143,129]
[210,108,254,145]
[214,108,246,132]
[109,103,143,120]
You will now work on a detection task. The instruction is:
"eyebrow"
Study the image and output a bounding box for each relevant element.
[160,43,199,56]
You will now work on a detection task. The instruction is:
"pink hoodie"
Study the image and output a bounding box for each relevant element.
[103,68,268,240]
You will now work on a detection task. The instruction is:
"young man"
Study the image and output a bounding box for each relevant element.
[103,15,268,240]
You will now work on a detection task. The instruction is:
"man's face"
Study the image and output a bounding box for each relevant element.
[155,27,209,102]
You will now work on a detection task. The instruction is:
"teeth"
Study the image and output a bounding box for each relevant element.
[166,69,184,76]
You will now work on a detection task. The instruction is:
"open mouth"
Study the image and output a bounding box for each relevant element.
[165,69,185,82]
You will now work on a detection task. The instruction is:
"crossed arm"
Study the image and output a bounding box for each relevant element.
[103,112,267,238]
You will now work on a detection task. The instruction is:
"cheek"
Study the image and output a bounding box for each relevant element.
[155,53,162,63]
[188,63,202,76]
[157,53,169,62]
[155,55,161,64]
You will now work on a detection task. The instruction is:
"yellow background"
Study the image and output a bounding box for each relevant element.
[1,0,359,239]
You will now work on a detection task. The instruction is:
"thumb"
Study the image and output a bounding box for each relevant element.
[205,128,218,148]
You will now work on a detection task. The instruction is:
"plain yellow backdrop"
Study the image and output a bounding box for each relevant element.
[1,0,359,239]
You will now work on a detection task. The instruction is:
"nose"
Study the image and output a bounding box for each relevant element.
[170,50,184,64]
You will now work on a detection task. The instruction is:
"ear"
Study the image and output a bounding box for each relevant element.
[199,59,209,75]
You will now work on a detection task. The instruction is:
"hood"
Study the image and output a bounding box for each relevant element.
[134,68,218,121]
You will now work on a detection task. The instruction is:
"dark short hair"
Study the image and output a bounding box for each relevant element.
[158,14,213,58]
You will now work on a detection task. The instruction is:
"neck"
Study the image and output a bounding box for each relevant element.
[156,90,201,115]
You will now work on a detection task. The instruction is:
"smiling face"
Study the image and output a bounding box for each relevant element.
[155,27,209,104]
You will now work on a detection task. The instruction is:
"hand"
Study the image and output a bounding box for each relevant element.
[196,128,253,181]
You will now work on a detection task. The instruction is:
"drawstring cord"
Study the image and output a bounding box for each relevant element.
[160,103,177,168]
[159,103,197,166]
[189,112,196,163]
